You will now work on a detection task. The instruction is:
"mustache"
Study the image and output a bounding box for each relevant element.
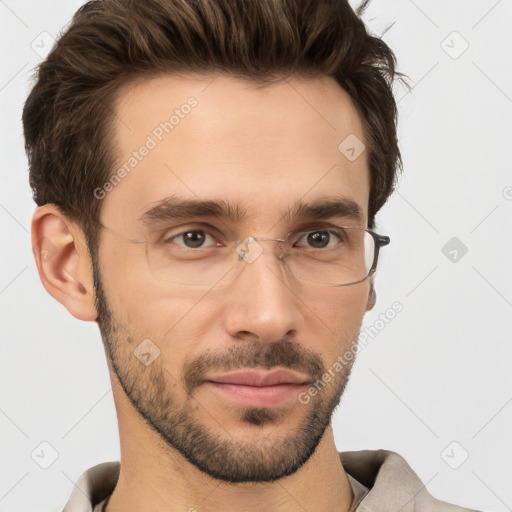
[183,338,326,394]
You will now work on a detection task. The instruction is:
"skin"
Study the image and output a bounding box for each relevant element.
[32,73,377,512]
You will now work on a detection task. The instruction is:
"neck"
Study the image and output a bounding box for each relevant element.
[106,391,353,512]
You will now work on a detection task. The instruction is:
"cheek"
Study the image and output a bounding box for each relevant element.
[311,282,368,321]
[98,241,204,342]
[100,264,216,378]
[304,284,369,356]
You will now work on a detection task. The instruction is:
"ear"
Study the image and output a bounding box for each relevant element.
[365,278,376,311]
[31,205,98,321]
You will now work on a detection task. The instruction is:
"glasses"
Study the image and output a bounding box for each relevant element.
[116,224,390,288]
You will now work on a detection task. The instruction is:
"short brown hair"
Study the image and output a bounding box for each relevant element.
[23,0,406,246]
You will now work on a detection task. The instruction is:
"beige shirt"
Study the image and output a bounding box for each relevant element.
[91,474,368,512]
[63,450,481,511]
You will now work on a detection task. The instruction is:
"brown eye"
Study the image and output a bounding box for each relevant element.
[167,230,216,248]
[295,230,342,249]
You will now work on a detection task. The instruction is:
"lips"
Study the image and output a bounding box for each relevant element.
[206,368,310,387]
[204,369,311,408]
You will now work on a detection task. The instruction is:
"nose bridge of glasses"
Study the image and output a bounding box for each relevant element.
[235,236,288,264]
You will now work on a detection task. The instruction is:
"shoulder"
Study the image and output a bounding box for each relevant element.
[340,449,481,512]
[62,461,120,512]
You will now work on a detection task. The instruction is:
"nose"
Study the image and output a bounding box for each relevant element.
[221,239,302,344]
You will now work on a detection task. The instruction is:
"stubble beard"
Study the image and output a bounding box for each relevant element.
[92,257,357,483]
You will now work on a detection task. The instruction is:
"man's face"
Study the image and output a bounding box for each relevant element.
[95,73,372,482]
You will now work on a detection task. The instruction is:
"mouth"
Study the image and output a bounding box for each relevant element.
[203,368,311,408]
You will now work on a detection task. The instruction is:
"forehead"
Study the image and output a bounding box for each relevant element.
[102,73,370,232]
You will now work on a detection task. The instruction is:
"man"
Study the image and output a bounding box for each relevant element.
[23,0,480,510]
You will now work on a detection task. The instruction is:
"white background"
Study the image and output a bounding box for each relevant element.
[1,1,511,511]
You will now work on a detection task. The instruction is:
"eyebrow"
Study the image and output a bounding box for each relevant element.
[140,195,365,227]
